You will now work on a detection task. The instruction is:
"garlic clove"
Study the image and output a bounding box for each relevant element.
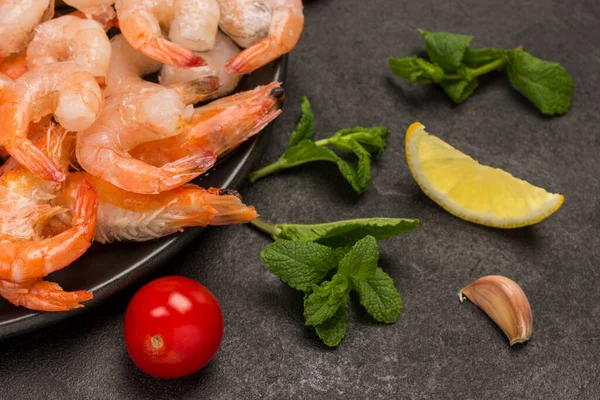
[459,275,533,346]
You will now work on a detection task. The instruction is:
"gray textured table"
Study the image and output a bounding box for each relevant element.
[1,0,599,398]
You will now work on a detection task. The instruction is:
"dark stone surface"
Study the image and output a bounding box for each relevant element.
[1,0,599,398]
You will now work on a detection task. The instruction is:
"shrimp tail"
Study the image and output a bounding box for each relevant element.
[227,38,275,74]
[72,180,98,236]
[162,151,216,177]
[3,139,66,182]
[203,188,259,225]
[140,38,206,68]
[0,279,93,312]
[167,76,220,105]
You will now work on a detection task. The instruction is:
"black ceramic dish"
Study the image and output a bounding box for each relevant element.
[0,56,287,340]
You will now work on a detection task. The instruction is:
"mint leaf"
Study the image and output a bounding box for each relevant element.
[274,218,419,247]
[337,236,378,281]
[330,126,389,156]
[506,49,574,115]
[463,48,507,68]
[279,140,339,167]
[304,274,350,326]
[260,240,339,291]
[352,268,403,323]
[388,57,445,84]
[440,78,479,103]
[348,140,371,194]
[315,306,348,347]
[418,30,473,72]
[289,96,315,146]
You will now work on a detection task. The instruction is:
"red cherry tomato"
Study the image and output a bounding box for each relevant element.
[124,276,224,379]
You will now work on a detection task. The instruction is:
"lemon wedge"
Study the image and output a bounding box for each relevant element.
[405,122,564,228]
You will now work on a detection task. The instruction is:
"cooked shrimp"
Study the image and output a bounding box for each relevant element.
[27,15,112,79]
[130,82,284,166]
[0,120,73,240]
[51,172,257,243]
[160,31,243,101]
[0,63,103,181]
[105,34,218,103]
[0,52,28,80]
[0,279,92,311]
[115,0,220,67]
[0,180,97,283]
[0,0,55,58]
[218,0,304,74]
[62,0,116,29]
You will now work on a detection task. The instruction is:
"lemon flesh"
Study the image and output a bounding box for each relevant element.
[405,122,564,228]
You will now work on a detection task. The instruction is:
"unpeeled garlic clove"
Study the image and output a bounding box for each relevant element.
[459,275,533,346]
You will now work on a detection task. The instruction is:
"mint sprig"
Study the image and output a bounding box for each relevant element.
[256,217,418,347]
[248,97,389,193]
[388,29,574,115]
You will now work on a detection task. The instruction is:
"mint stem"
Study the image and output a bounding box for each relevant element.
[248,160,285,183]
[250,218,280,237]
[444,57,508,80]
[313,138,331,146]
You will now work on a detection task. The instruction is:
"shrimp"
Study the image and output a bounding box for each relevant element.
[130,82,284,166]
[0,279,93,312]
[0,0,55,58]
[0,52,28,80]
[0,179,97,283]
[62,0,116,29]
[160,31,243,101]
[0,63,103,181]
[27,15,112,79]
[105,34,218,103]
[115,0,220,67]
[218,0,304,74]
[77,36,218,194]
[50,172,257,243]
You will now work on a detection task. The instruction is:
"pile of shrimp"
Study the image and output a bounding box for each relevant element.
[0,0,302,312]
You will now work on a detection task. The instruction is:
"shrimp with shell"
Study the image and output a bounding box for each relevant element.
[115,0,220,68]
[50,172,258,243]
[77,35,218,194]
[130,82,284,166]
[0,123,97,311]
[218,0,304,74]
[0,0,55,58]
[0,62,103,182]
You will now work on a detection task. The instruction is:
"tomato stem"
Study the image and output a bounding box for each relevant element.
[151,335,163,349]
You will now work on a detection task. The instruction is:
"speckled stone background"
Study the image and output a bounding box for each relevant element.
[1,0,599,398]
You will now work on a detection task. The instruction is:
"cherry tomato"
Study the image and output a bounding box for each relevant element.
[124,276,224,379]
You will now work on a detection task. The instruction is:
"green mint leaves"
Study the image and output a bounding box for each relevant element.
[388,30,574,115]
[259,216,418,347]
[506,49,574,116]
[248,97,389,193]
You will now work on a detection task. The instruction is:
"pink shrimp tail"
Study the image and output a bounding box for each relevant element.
[226,39,275,74]
[3,139,66,182]
[140,38,206,68]
[0,280,93,312]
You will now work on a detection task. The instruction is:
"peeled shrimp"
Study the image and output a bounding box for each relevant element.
[160,31,243,101]
[0,279,92,312]
[131,82,284,166]
[27,15,112,79]
[0,180,97,283]
[0,63,103,181]
[62,0,116,29]
[0,0,55,58]
[218,0,304,74]
[105,34,218,102]
[51,172,257,243]
[77,36,217,194]
[115,0,220,67]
